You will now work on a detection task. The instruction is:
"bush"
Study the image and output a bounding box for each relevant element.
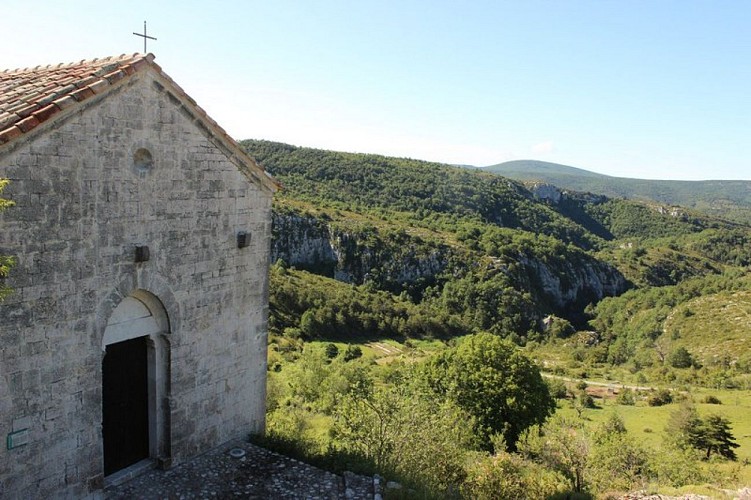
[616,388,636,406]
[324,343,339,359]
[332,382,476,496]
[343,345,363,361]
[547,379,569,399]
[702,394,722,405]
[650,445,706,487]
[518,416,590,493]
[546,316,575,339]
[578,392,596,409]
[462,451,569,500]
[669,346,694,369]
[647,388,673,406]
[589,424,651,493]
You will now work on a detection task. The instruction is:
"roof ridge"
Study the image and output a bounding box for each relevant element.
[1,53,152,75]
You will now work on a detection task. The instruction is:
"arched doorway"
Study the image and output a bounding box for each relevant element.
[102,291,170,477]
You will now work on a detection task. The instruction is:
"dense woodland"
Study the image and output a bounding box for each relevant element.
[241,140,751,498]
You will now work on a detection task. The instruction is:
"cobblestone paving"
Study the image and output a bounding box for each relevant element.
[106,440,374,499]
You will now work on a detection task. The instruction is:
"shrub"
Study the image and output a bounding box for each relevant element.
[343,345,363,361]
[462,451,569,500]
[547,378,569,399]
[590,424,652,493]
[332,383,476,496]
[702,394,722,405]
[616,388,636,406]
[647,388,673,406]
[650,445,706,487]
[518,416,590,493]
[324,343,339,359]
[578,392,596,409]
[669,347,694,369]
[547,316,575,339]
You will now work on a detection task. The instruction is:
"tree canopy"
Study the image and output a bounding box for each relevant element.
[667,404,740,461]
[423,332,556,451]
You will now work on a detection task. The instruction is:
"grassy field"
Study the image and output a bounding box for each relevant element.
[269,335,751,495]
[557,390,751,455]
[556,385,751,491]
[663,290,751,366]
[304,338,751,456]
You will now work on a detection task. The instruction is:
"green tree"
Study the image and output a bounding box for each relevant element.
[0,179,14,301]
[332,376,476,496]
[299,308,320,337]
[700,414,740,460]
[424,332,556,451]
[324,343,339,359]
[518,416,590,493]
[666,404,703,448]
[285,346,331,404]
[589,413,651,492]
[666,405,739,461]
[668,346,694,368]
[342,344,362,361]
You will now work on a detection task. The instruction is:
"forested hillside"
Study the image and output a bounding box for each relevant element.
[241,139,751,498]
[482,159,751,224]
[243,138,751,377]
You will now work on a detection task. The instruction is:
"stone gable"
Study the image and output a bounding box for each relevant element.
[0,57,276,498]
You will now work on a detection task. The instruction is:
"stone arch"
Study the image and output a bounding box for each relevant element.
[100,286,173,478]
[101,290,168,350]
[96,270,181,342]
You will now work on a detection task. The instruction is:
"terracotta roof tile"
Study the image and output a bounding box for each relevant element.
[0,53,150,143]
[16,115,39,133]
[33,103,59,122]
[53,95,77,110]
[70,86,95,101]
[0,126,22,145]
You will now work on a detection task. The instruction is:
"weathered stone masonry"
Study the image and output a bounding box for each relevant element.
[0,57,277,498]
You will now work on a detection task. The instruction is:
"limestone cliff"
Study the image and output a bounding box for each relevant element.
[271,209,627,323]
[517,253,628,315]
[271,211,451,293]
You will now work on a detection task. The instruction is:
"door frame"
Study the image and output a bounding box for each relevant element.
[101,289,171,476]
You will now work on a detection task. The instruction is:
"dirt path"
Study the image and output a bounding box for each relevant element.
[542,373,655,392]
[367,342,403,356]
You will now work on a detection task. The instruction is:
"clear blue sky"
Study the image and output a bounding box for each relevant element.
[4,1,750,180]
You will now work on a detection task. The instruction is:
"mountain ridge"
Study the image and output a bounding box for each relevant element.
[476,159,751,224]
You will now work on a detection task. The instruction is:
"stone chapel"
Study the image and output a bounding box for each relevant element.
[0,53,279,498]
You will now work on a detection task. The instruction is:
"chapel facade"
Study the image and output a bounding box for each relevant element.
[0,54,278,498]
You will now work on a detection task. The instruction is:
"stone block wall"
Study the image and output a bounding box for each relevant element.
[0,70,272,498]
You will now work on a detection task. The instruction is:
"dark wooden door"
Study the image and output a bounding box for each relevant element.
[102,336,149,475]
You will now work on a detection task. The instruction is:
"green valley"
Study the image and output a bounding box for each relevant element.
[242,139,751,498]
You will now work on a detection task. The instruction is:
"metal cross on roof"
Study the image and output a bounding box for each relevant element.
[133,21,157,53]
